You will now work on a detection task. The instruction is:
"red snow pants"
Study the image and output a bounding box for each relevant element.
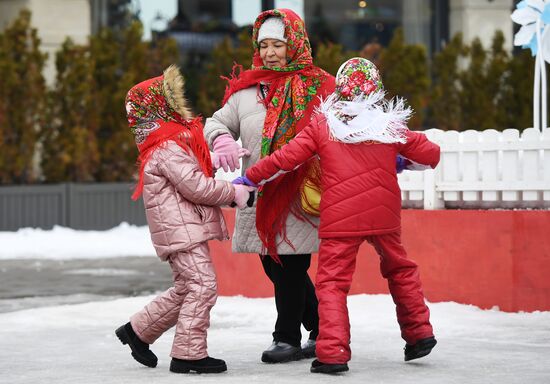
[315,231,434,364]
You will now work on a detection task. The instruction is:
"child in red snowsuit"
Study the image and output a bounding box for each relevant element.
[237,58,440,374]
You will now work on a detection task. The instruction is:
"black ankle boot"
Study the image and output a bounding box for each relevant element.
[301,338,316,359]
[261,341,303,363]
[404,336,437,361]
[310,359,349,374]
[170,356,227,374]
[115,322,158,368]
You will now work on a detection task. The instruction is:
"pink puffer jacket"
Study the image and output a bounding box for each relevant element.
[142,141,235,260]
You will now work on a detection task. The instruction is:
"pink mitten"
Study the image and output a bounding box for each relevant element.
[233,185,255,209]
[212,134,250,172]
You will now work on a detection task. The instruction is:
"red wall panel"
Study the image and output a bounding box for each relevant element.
[210,209,550,312]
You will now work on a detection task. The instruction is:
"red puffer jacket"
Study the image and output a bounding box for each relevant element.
[246,114,440,238]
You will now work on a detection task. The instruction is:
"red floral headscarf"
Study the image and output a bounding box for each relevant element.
[126,65,212,200]
[222,9,335,260]
[335,57,383,100]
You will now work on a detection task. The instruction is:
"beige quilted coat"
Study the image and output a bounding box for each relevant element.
[142,140,235,260]
[204,87,320,255]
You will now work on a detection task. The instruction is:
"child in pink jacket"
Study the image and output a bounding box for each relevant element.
[237,58,440,374]
[115,65,252,374]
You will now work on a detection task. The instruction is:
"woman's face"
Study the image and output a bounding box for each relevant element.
[259,39,287,68]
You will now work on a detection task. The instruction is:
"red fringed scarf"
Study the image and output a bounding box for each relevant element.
[131,118,212,200]
[126,73,212,200]
[222,9,335,261]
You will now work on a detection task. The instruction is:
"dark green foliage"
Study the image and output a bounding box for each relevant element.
[41,20,179,183]
[428,33,467,131]
[89,21,175,182]
[314,42,356,76]
[0,9,46,184]
[429,30,533,131]
[147,37,180,78]
[497,50,534,130]
[486,31,510,121]
[359,41,383,68]
[196,30,253,118]
[379,28,430,129]
[41,39,99,182]
[95,21,147,182]
[0,13,540,184]
[459,38,496,131]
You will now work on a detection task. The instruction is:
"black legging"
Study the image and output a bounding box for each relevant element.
[260,253,319,347]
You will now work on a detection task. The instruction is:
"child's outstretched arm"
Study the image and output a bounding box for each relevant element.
[245,121,319,186]
[156,144,235,207]
[397,131,440,169]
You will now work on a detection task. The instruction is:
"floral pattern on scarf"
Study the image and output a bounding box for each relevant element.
[126,70,212,200]
[320,57,411,145]
[221,9,335,258]
[126,77,181,145]
[335,57,383,101]
[251,9,328,157]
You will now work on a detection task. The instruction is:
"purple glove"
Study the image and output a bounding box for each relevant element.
[232,175,257,187]
[396,155,432,173]
[396,155,408,174]
[212,134,250,172]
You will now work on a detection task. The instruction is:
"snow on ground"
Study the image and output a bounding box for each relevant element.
[2,225,550,382]
[2,294,549,384]
[0,223,154,260]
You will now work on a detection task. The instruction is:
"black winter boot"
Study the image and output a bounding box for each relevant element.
[115,322,158,368]
[404,336,437,361]
[310,359,349,374]
[261,341,303,363]
[301,338,316,359]
[170,356,227,374]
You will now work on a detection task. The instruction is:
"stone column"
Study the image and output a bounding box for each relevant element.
[0,0,91,86]
[402,0,431,47]
[450,0,514,50]
[28,0,91,86]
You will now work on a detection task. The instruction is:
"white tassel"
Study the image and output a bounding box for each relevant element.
[319,90,412,144]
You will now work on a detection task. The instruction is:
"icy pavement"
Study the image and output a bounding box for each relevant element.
[0,256,171,313]
[2,294,549,384]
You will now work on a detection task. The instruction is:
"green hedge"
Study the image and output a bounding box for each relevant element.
[0,10,537,184]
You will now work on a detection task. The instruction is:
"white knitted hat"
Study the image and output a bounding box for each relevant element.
[257,17,286,43]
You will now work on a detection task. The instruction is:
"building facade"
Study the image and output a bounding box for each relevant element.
[0,0,136,85]
[0,0,91,85]
[0,0,516,85]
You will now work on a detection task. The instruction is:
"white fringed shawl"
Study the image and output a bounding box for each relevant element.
[319,90,412,144]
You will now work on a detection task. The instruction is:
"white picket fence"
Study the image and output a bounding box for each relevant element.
[215,128,550,210]
[399,128,550,209]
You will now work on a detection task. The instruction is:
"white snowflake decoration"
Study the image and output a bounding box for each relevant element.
[511,0,550,131]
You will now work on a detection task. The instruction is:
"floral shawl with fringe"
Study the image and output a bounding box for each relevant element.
[221,9,335,260]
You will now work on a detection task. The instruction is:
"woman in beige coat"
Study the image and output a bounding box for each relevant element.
[115,65,253,374]
[204,9,335,363]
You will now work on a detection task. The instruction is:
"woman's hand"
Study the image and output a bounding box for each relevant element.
[212,134,250,172]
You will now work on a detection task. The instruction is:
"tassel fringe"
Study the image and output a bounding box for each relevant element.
[319,90,412,144]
